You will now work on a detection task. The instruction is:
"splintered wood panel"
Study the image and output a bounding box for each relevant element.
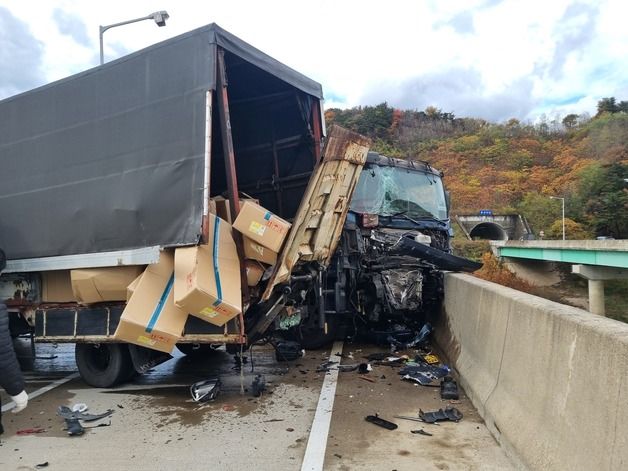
[261,125,370,300]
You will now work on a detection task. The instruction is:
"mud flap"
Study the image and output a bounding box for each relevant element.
[128,344,172,374]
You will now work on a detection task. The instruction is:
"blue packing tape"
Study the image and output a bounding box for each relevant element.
[146,274,174,333]
[213,218,223,303]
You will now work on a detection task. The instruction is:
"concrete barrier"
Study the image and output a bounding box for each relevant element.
[436,273,628,471]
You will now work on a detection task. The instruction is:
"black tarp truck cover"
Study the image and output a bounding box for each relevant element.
[0,23,323,261]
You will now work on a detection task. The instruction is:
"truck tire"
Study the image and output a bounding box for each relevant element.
[75,343,134,388]
[294,320,339,350]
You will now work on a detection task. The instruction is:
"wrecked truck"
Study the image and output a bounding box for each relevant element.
[0,23,477,387]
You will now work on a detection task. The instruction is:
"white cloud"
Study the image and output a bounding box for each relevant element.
[0,0,626,122]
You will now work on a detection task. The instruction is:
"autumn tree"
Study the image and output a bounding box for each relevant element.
[597,97,619,115]
[547,218,592,240]
[562,114,579,129]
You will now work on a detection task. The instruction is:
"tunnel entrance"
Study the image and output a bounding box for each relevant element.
[469,222,508,240]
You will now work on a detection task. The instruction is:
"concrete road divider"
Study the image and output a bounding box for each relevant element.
[436,273,628,471]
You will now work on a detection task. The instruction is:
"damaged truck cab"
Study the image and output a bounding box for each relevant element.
[268,152,480,349]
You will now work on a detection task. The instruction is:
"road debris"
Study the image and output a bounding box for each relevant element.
[251,375,266,397]
[388,323,432,350]
[419,407,463,423]
[422,353,440,365]
[16,428,46,435]
[57,406,114,436]
[365,414,398,430]
[394,415,430,423]
[358,363,372,374]
[411,429,433,436]
[440,376,460,400]
[399,363,450,385]
[190,378,221,402]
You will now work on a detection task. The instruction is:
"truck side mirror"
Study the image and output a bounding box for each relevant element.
[445,191,451,213]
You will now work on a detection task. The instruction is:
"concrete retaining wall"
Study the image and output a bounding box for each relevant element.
[437,273,628,471]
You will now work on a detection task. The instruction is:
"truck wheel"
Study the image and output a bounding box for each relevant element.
[75,343,134,388]
[294,320,339,350]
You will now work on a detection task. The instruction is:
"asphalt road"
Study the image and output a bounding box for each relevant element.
[0,340,515,471]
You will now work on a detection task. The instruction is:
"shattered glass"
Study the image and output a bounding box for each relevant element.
[350,165,448,220]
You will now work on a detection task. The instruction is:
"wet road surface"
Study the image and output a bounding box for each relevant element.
[0,340,515,470]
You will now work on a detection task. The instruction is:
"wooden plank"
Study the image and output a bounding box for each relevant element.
[261,125,370,301]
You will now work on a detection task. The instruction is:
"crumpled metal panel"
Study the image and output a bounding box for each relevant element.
[381,268,423,311]
[262,125,371,300]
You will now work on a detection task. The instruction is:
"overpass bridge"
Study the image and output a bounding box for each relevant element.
[491,239,628,315]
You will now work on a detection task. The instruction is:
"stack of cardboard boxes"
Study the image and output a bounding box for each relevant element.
[38,199,291,354]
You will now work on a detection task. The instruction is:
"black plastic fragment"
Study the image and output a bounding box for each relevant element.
[390,234,483,272]
[440,376,460,400]
[252,375,266,397]
[365,414,398,430]
[57,406,114,436]
[411,429,433,436]
[419,407,463,423]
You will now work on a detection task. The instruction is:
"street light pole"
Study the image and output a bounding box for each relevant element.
[99,11,169,65]
[550,196,565,240]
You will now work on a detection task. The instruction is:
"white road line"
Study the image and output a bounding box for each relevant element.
[301,340,344,471]
[1,372,80,413]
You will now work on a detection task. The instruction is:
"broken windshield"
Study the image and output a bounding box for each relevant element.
[350,164,448,220]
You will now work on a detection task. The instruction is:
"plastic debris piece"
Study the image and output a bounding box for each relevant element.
[423,354,440,364]
[190,378,221,402]
[251,375,266,397]
[366,352,390,361]
[71,403,88,413]
[419,407,463,423]
[440,376,459,400]
[365,414,398,430]
[57,406,114,436]
[35,463,49,469]
[400,363,450,385]
[411,429,433,436]
[388,323,432,350]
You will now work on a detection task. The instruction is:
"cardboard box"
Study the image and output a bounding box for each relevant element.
[245,260,266,286]
[126,273,143,302]
[174,215,242,326]
[41,271,75,302]
[71,266,144,304]
[210,196,260,224]
[113,252,187,353]
[243,236,278,265]
[233,201,291,253]
[212,196,231,223]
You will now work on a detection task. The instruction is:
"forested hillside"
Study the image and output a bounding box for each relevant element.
[325,100,628,239]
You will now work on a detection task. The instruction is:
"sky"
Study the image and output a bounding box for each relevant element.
[0,0,626,122]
